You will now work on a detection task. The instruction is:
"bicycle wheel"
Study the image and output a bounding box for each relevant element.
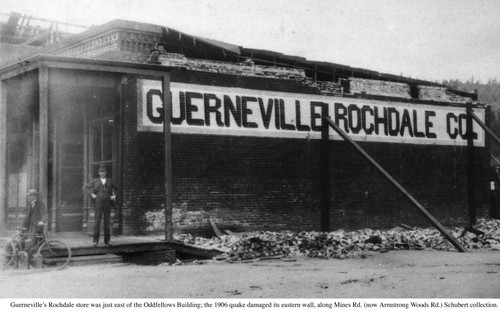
[1,240,19,269]
[36,239,72,270]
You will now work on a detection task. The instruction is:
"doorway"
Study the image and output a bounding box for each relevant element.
[53,86,120,232]
[53,89,85,232]
[84,87,120,234]
[89,120,114,178]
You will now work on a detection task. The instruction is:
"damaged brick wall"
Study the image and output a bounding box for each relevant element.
[152,51,307,81]
[348,78,412,99]
[348,77,472,103]
[120,71,490,236]
[153,53,474,103]
[122,75,323,235]
[55,26,475,104]
[330,141,490,229]
[418,85,470,103]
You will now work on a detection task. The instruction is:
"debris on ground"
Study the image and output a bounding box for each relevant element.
[175,218,500,261]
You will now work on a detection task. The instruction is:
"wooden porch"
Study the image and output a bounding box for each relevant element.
[2,232,224,268]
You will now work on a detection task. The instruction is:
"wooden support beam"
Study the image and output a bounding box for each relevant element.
[162,74,173,242]
[51,114,58,232]
[83,92,89,232]
[323,116,467,253]
[41,60,172,78]
[0,80,7,232]
[466,102,476,228]
[320,105,331,232]
[39,66,49,214]
[117,77,127,235]
[470,110,500,146]
[0,61,39,80]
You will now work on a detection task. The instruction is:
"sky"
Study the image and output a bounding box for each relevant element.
[1,0,499,83]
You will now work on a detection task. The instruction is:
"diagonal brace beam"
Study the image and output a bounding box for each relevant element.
[323,117,466,253]
[469,111,500,146]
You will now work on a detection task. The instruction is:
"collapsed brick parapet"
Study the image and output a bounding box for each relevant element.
[148,50,474,103]
[347,77,472,103]
[348,78,412,99]
[148,48,307,81]
[418,85,470,103]
[53,21,475,104]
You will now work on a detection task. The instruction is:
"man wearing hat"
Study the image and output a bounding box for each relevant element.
[19,189,47,267]
[83,165,118,246]
[23,189,47,236]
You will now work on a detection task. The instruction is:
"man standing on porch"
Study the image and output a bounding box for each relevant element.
[83,165,118,247]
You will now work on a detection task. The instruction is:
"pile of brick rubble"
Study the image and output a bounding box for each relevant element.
[177,218,500,261]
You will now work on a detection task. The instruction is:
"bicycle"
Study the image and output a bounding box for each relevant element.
[1,227,71,270]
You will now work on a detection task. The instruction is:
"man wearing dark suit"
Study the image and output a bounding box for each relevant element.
[83,165,118,247]
[21,189,47,261]
[23,189,47,236]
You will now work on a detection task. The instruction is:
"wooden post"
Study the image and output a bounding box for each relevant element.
[466,102,476,228]
[83,92,89,232]
[162,75,173,242]
[51,115,58,232]
[470,110,500,146]
[39,66,49,214]
[117,77,127,235]
[320,104,331,232]
[0,80,7,232]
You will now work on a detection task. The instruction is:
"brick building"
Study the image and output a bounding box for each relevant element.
[0,20,490,236]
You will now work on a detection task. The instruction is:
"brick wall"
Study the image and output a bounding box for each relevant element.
[120,71,490,235]
[349,78,472,103]
[329,141,490,229]
[349,78,412,99]
[122,74,323,234]
[418,85,469,103]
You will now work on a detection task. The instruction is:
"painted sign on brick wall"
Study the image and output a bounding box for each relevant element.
[137,79,486,146]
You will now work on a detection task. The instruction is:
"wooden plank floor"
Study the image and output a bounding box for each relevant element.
[36,232,224,259]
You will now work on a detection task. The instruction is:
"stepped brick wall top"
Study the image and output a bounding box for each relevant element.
[53,26,474,104]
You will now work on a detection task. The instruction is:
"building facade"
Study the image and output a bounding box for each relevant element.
[0,20,491,236]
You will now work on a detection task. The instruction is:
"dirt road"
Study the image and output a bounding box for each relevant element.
[1,249,500,298]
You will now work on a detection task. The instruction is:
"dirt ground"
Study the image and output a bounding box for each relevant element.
[1,249,500,298]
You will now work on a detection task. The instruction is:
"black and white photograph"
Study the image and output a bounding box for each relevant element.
[1,0,500,306]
